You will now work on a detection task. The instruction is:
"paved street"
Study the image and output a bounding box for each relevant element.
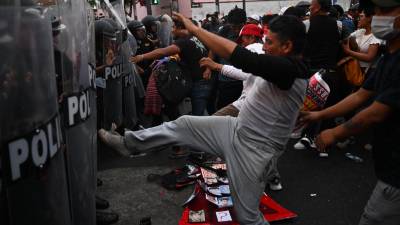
[97,138,376,225]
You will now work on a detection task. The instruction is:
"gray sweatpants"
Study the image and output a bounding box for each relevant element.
[124,115,284,225]
[359,180,400,225]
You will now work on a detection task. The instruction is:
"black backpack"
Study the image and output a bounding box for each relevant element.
[154,58,192,104]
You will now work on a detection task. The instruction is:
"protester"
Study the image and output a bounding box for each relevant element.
[99,13,309,225]
[199,23,285,191]
[294,0,352,156]
[334,4,356,33]
[300,0,400,223]
[342,7,382,75]
[130,19,212,158]
[202,12,220,33]
[213,6,247,110]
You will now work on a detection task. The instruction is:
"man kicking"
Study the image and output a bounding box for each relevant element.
[99,14,310,225]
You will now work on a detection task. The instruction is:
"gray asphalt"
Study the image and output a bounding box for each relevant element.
[97,138,376,225]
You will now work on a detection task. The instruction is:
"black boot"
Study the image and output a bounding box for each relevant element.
[96,196,110,210]
[96,211,119,225]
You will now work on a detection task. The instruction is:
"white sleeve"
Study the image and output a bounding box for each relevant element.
[350,30,358,38]
[221,65,251,81]
[369,35,382,45]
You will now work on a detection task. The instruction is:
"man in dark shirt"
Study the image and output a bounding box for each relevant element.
[304,0,342,71]
[214,6,247,109]
[297,0,352,154]
[131,19,211,116]
[300,0,400,223]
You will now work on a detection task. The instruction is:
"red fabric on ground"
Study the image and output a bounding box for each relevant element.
[179,184,297,225]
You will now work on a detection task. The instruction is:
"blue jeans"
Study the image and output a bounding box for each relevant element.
[191,80,212,116]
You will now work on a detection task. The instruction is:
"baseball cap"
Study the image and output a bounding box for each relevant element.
[237,24,263,43]
[248,14,260,22]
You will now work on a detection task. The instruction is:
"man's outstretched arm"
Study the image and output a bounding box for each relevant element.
[300,88,375,125]
[173,12,307,90]
[316,101,393,150]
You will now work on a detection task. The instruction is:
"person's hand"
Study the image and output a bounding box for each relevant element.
[136,65,144,75]
[315,129,337,152]
[172,12,198,33]
[202,67,212,80]
[131,55,144,63]
[342,40,351,54]
[298,111,323,127]
[199,57,222,72]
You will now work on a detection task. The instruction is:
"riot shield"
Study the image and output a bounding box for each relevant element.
[86,0,98,190]
[158,14,173,48]
[121,39,138,130]
[95,19,123,130]
[54,1,96,225]
[0,7,71,225]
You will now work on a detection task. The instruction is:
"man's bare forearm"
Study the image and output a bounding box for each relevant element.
[331,101,392,140]
[319,88,374,120]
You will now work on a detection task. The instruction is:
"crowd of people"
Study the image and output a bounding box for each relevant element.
[96,0,400,224]
[0,0,399,224]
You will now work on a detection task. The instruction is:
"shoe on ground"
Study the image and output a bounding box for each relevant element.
[294,136,316,150]
[364,143,373,151]
[319,152,329,158]
[96,195,110,210]
[268,178,283,191]
[98,129,132,157]
[96,211,119,225]
[301,136,317,149]
[294,140,306,150]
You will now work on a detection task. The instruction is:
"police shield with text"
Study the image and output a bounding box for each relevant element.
[53,1,97,224]
[0,6,71,225]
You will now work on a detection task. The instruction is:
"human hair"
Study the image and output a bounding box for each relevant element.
[227,6,247,25]
[362,5,375,17]
[268,15,306,55]
[317,0,332,12]
[333,4,344,17]
[329,6,339,19]
[261,14,278,26]
[283,6,307,18]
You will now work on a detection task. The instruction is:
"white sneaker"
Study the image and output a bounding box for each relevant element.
[295,136,316,149]
[319,152,329,158]
[269,178,283,191]
[294,141,306,150]
[98,129,132,157]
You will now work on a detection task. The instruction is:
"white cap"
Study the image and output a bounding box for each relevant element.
[248,14,260,21]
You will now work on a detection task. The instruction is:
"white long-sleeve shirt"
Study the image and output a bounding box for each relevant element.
[220,43,264,110]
